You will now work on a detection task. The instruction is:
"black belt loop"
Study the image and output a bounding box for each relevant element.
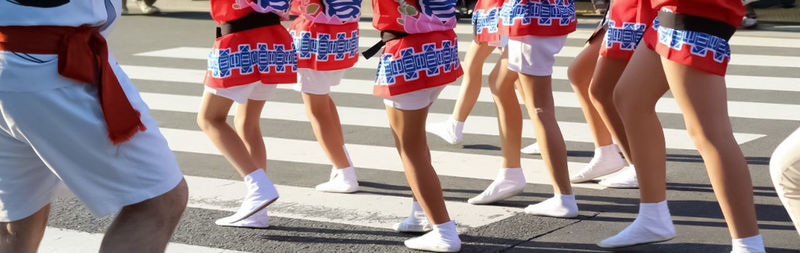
[657,11,736,40]
[216,12,282,38]
[362,30,410,59]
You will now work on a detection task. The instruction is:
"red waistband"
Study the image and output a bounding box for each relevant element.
[0,25,146,144]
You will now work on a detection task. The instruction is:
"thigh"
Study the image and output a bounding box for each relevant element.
[614,44,669,111]
[1,83,184,218]
[660,58,733,137]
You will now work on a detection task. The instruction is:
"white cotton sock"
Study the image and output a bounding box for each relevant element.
[220,169,278,223]
[393,201,432,232]
[315,166,358,193]
[524,194,579,218]
[342,144,353,168]
[596,144,621,158]
[597,200,676,248]
[570,144,626,183]
[404,220,461,252]
[467,168,526,204]
[451,117,465,136]
[731,234,765,253]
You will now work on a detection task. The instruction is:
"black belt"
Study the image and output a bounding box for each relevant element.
[657,11,736,40]
[216,12,282,38]
[361,30,410,59]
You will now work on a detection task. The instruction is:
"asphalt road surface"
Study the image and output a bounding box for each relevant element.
[38,6,800,253]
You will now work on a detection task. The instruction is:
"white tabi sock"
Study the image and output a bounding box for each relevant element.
[524,194,579,218]
[468,168,526,205]
[394,201,432,232]
[427,117,465,145]
[598,200,676,248]
[404,220,461,252]
[731,234,766,253]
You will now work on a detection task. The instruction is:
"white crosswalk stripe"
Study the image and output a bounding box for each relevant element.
[42,17,800,251]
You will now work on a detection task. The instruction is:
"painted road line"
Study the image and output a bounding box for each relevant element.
[123,65,800,121]
[141,92,764,149]
[159,128,601,189]
[38,227,245,253]
[184,175,518,229]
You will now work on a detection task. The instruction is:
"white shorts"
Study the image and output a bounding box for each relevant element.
[507,35,568,76]
[0,61,184,222]
[383,86,446,111]
[293,69,345,95]
[204,82,277,104]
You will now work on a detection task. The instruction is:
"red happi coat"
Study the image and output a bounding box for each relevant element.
[498,0,577,37]
[289,0,361,70]
[370,0,463,97]
[472,0,503,43]
[205,0,297,88]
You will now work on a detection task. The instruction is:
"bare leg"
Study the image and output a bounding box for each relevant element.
[568,30,613,147]
[490,50,522,169]
[589,56,633,160]
[0,205,49,253]
[452,41,497,121]
[101,180,188,253]
[517,73,572,195]
[234,99,268,170]
[615,47,669,202]
[661,59,760,239]
[301,93,349,169]
[387,105,450,224]
[598,46,674,249]
[197,93,260,177]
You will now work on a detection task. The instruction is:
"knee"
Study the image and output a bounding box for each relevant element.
[589,83,613,106]
[156,179,189,219]
[567,64,590,89]
[196,113,226,132]
[613,87,641,120]
[234,116,261,134]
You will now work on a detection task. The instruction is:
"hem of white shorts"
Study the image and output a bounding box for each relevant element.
[0,200,51,222]
[88,173,184,218]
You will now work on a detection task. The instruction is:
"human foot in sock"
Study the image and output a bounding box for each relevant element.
[598,201,676,248]
[731,234,766,253]
[570,144,627,183]
[404,220,461,252]
[426,117,464,145]
[224,169,279,223]
[468,168,526,205]
[215,209,270,228]
[521,142,540,154]
[524,194,579,218]
[393,201,432,232]
[598,165,639,188]
[315,166,359,193]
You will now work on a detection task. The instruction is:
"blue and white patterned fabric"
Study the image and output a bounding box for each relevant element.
[651,17,731,63]
[323,0,361,20]
[208,43,298,78]
[605,20,647,50]
[472,7,500,35]
[420,0,458,19]
[376,40,460,85]
[498,0,575,27]
[291,30,359,61]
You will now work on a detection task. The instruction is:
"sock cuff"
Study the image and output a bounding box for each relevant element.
[639,200,670,216]
[433,220,457,231]
[411,201,423,212]
[555,194,575,200]
[732,234,764,246]
[498,167,524,178]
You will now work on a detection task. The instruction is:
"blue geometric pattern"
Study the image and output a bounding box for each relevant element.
[652,17,731,63]
[472,7,500,35]
[604,20,646,50]
[324,0,361,20]
[499,0,575,27]
[253,0,290,13]
[421,0,458,19]
[208,43,298,78]
[376,40,460,85]
[290,30,359,61]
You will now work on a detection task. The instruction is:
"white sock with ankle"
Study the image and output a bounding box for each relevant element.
[394,201,431,232]
[731,234,765,253]
[451,117,465,136]
[404,220,461,252]
[598,200,676,248]
[342,144,353,168]
[524,194,579,218]
[468,168,526,204]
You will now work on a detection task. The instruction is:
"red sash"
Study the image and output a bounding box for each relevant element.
[0,25,146,144]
